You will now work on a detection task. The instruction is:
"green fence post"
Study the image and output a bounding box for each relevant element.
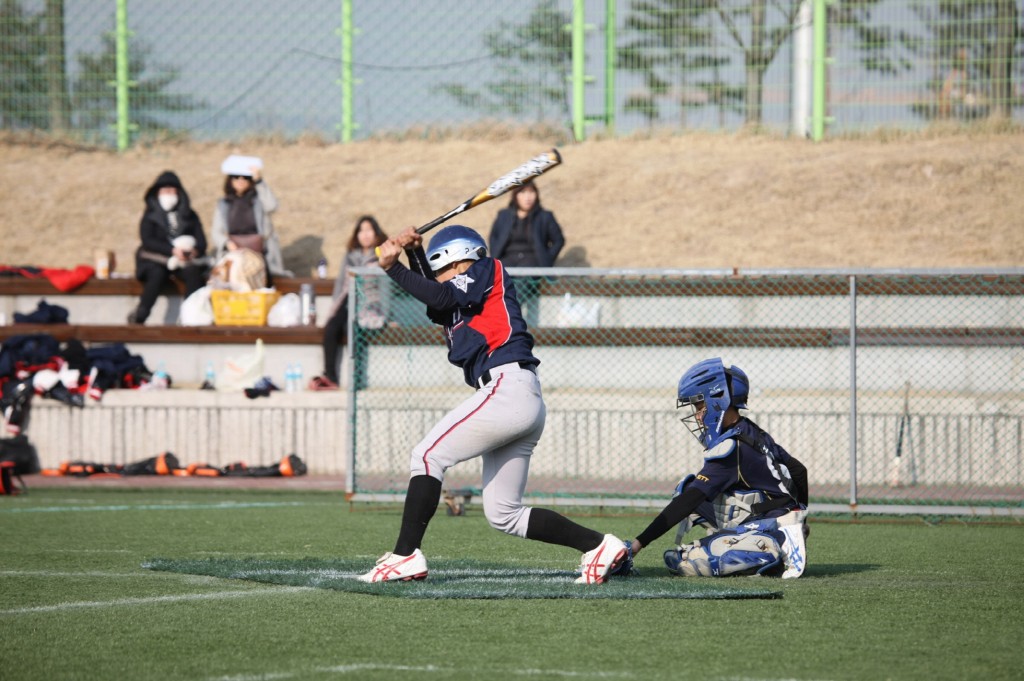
[337,0,357,142]
[810,0,834,142]
[571,0,586,141]
[114,0,131,150]
[570,0,600,141]
[604,0,615,134]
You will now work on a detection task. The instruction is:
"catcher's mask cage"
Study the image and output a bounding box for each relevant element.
[426,225,487,272]
[677,396,710,448]
[676,357,743,449]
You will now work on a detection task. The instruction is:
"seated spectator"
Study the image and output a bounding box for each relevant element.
[210,155,292,284]
[309,215,389,390]
[128,171,208,325]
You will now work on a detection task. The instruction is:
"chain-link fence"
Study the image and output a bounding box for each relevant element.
[346,269,1024,516]
[3,1,1023,146]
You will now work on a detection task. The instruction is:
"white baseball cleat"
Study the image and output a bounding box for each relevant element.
[357,549,429,583]
[575,534,628,584]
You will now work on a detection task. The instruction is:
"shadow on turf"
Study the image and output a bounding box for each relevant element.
[143,557,785,600]
[805,563,879,577]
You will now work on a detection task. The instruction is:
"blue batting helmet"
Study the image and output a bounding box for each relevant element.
[426,225,487,272]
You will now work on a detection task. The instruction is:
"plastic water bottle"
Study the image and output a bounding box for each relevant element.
[203,361,216,389]
[285,363,296,393]
[294,362,304,391]
[300,283,316,326]
[152,362,169,390]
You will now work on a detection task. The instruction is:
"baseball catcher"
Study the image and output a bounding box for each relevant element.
[621,358,809,578]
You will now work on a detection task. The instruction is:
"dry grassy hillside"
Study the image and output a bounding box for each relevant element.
[1,130,1021,276]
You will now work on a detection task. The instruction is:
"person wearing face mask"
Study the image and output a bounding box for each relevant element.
[128,170,208,325]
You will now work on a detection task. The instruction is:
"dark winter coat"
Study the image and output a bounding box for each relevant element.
[488,205,565,267]
[135,171,207,270]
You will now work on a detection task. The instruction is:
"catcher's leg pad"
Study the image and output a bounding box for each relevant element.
[664,527,784,578]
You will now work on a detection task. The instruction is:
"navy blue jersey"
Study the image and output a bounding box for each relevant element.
[633,416,807,548]
[688,418,800,502]
[385,257,538,387]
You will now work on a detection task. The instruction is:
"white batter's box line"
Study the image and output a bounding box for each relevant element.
[206,663,635,681]
[0,586,312,616]
[0,500,328,514]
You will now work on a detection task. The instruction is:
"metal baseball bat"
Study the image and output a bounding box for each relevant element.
[375,148,563,258]
[889,382,910,487]
[413,148,562,235]
[895,382,910,460]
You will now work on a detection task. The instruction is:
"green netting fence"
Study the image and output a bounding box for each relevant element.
[347,268,1024,516]
[3,1,1023,147]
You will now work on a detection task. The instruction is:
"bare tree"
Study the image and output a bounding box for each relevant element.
[619,0,808,128]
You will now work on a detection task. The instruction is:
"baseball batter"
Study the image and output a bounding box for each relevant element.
[358,225,626,584]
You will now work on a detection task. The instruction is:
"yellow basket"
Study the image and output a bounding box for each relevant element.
[210,290,281,326]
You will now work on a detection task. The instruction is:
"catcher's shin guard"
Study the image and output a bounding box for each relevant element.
[664,528,784,577]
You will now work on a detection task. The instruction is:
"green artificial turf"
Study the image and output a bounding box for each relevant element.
[1,487,1022,681]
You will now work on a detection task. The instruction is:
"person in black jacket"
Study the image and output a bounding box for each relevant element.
[128,171,208,325]
[487,180,564,267]
[488,181,564,326]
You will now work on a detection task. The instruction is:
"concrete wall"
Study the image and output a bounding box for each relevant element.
[21,390,349,475]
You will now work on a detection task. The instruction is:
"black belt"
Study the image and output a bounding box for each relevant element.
[477,361,535,389]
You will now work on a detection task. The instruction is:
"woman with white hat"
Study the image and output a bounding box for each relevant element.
[210,155,292,283]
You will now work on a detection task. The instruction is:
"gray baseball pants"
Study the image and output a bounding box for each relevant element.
[410,363,543,538]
